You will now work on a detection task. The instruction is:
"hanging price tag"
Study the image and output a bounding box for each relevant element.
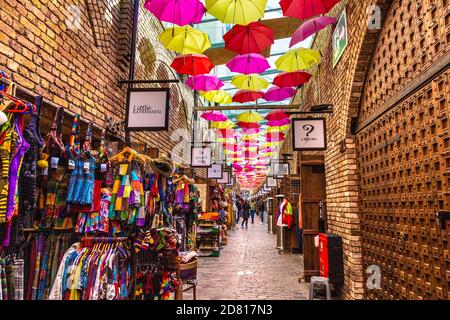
[68,159,75,170]
[42,167,48,176]
[51,157,59,169]
[100,163,107,172]
[83,162,90,173]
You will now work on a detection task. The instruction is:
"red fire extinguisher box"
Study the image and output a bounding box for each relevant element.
[319,233,344,284]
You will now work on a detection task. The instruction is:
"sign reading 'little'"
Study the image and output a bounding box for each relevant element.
[126,88,170,131]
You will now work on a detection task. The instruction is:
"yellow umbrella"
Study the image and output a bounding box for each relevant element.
[236,111,263,123]
[231,74,269,91]
[241,134,259,141]
[267,125,290,132]
[205,0,267,25]
[217,138,235,143]
[212,120,235,129]
[159,26,211,54]
[275,48,321,72]
[201,90,232,104]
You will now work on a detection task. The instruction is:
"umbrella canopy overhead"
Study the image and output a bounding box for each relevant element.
[226,54,270,74]
[290,16,337,47]
[159,26,211,54]
[267,118,292,126]
[275,47,321,72]
[223,22,274,54]
[201,90,233,104]
[206,0,268,25]
[171,54,214,75]
[280,0,341,20]
[144,0,206,26]
[265,109,290,121]
[201,111,228,122]
[237,121,261,129]
[237,111,264,123]
[233,90,265,103]
[273,71,312,87]
[211,120,235,129]
[186,74,224,91]
[215,128,237,139]
[263,86,296,102]
[231,74,270,91]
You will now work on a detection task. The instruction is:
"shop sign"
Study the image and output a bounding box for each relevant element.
[332,8,348,68]
[126,88,170,131]
[217,171,230,184]
[263,184,270,192]
[267,176,277,187]
[272,162,290,179]
[292,118,327,151]
[191,146,212,168]
[207,163,223,179]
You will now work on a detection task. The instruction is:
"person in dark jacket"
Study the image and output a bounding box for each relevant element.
[241,200,250,229]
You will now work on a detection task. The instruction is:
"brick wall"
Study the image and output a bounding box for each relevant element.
[0,0,202,165]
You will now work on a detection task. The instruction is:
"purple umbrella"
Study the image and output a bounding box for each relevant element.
[186,74,224,91]
[144,0,206,26]
[226,54,270,75]
[290,16,337,47]
[263,86,296,102]
[267,118,292,127]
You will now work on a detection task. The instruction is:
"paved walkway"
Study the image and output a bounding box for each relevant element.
[187,216,309,300]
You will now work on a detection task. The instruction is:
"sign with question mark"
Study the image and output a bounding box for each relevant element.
[292,118,327,151]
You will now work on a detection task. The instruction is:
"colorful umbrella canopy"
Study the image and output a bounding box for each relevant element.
[211,120,235,129]
[275,48,321,72]
[159,26,211,54]
[231,74,269,91]
[215,128,237,139]
[267,118,291,126]
[280,0,341,20]
[273,71,312,87]
[223,22,274,54]
[233,163,243,171]
[144,0,206,26]
[171,54,213,76]
[259,147,273,154]
[201,90,233,104]
[205,0,268,25]
[265,109,290,121]
[224,144,239,151]
[290,16,337,47]
[233,90,265,103]
[263,86,296,102]
[237,121,261,129]
[267,125,290,132]
[266,132,286,142]
[201,111,228,122]
[242,127,261,134]
[226,54,270,74]
[237,111,264,123]
[186,74,223,91]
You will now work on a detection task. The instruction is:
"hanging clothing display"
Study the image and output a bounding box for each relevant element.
[277,198,293,228]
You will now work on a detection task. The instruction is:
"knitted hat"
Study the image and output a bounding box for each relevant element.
[150,153,174,177]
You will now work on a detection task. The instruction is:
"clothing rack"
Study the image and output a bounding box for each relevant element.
[80,236,129,247]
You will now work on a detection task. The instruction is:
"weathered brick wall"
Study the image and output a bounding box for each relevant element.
[0,0,199,164]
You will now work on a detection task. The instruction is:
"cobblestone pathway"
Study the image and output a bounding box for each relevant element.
[188,216,309,300]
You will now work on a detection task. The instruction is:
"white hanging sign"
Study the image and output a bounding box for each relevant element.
[292,118,327,151]
[207,164,223,179]
[191,147,212,168]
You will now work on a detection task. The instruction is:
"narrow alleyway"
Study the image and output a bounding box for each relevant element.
[188,217,309,300]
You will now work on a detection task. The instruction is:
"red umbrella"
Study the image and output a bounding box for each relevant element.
[215,128,237,139]
[237,121,261,129]
[265,109,290,121]
[170,54,214,76]
[273,71,312,88]
[233,90,265,103]
[280,0,341,20]
[223,22,274,54]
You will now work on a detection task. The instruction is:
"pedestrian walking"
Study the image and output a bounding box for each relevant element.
[250,201,256,224]
[241,200,250,229]
[258,201,265,224]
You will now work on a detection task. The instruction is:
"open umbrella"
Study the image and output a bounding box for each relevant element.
[226,54,270,74]
[201,90,233,104]
[233,90,265,103]
[237,121,261,129]
[275,48,321,72]
[171,54,214,76]
[144,0,206,26]
[206,0,268,25]
[242,127,261,134]
[201,111,228,122]
[290,16,337,47]
[280,0,341,20]
[266,132,286,142]
[211,120,235,129]
[265,109,290,121]
[273,71,312,87]
[263,86,296,102]
[267,118,291,127]
[223,22,274,54]
[237,111,264,123]
[267,125,290,132]
[159,26,211,54]
[232,74,269,91]
[215,128,237,139]
[186,74,223,91]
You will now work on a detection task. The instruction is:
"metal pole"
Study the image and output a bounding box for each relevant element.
[125,0,140,146]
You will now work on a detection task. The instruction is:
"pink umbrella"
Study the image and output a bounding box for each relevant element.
[263,86,296,102]
[290,16,337,47]
[226,54,270,74]
[266,109,290,121]
[233,163,243,172]
[259,147,273,153]
[266,132,286,142]
[201,111,228,122]
[267,118,291,127]
[144,0,206,26]
[186,75,224,91]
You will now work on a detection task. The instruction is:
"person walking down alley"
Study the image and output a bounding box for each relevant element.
[241,200,250,229]
[250,201,256,224]
[258,201,265,224]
